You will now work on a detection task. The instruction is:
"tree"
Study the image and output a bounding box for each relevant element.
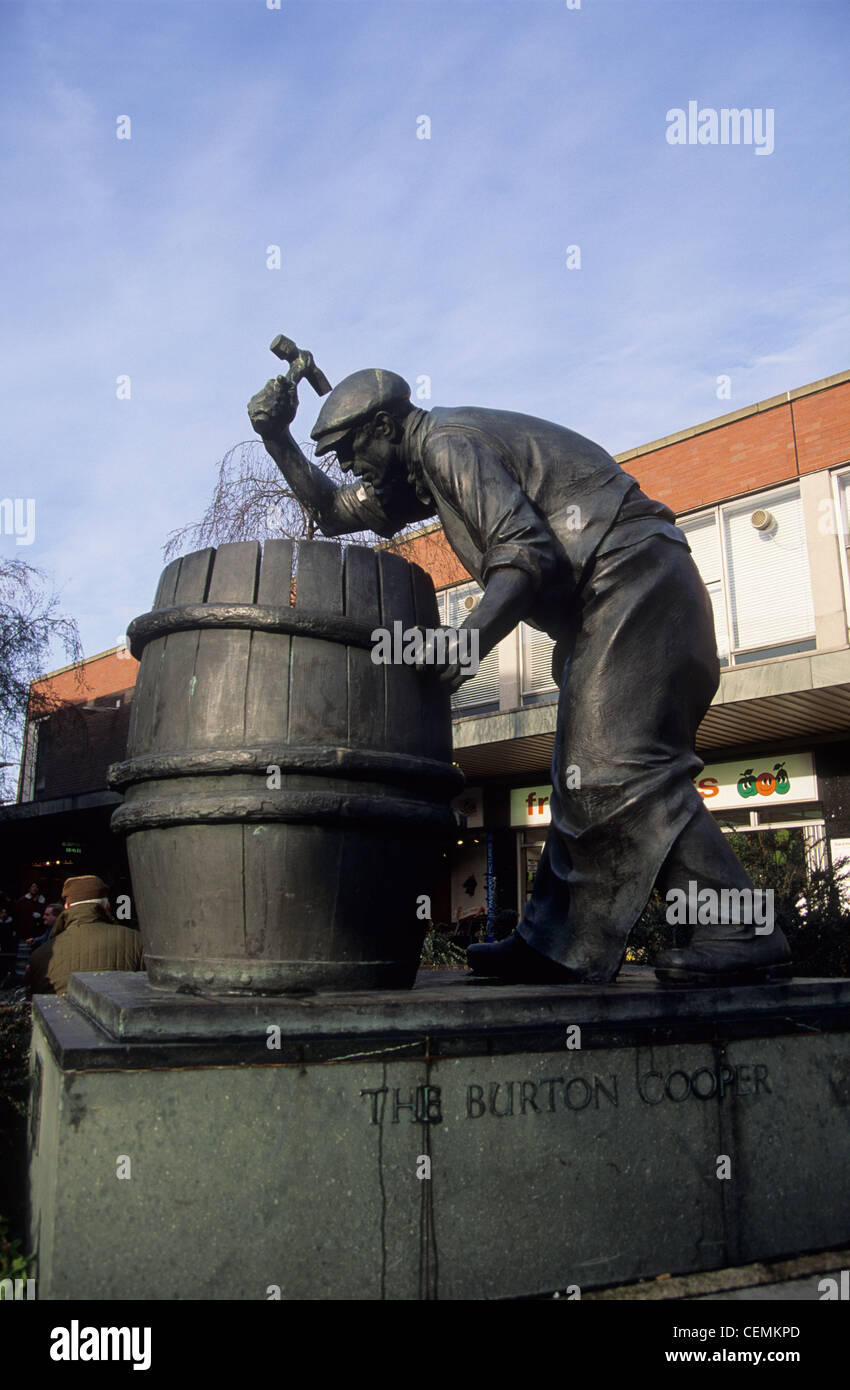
[163,439,375,560]
[0,561,82,803]
[162,438,427,561]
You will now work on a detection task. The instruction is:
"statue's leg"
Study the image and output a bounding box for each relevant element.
[471,535,747,983]
[652,808,791,983]
[514,536,717,979]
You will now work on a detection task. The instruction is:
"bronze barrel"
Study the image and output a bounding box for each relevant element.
[108,540,462,992]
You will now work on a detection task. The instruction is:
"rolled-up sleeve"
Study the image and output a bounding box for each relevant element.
[316,481,433,540]
[316,481,397,538]
[423,429,559,588]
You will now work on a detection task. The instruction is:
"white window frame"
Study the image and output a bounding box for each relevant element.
[678,481,817,667]
[829,465,850,633]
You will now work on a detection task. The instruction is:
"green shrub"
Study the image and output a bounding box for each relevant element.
[0,1213,34,1290]
[0,1000,31,1117]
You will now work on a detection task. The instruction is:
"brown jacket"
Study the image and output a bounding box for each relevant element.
[28,901,144,995]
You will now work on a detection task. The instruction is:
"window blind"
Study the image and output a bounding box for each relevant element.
[680,515,729,662]
[722,489,814,652]
[521,622,558,695]
[437,584,500,709]
[681,513,722,583]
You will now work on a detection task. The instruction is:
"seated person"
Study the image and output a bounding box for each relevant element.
[27,901,63,949]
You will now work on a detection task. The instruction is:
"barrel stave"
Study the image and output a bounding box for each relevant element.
[126,554,188,756]
[343,547,385,751]
[141,548,214,757]
[187,543,260,751]
[377,551,423,756]
[243,540,293,745]
[288,543,348,747]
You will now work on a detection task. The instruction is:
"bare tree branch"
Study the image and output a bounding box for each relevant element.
[0,561,83,801]
[163,438,428,562]
[163,440,372,559]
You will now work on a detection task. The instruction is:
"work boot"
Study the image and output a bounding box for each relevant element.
[654,925,792,987]
[467,931,579,984]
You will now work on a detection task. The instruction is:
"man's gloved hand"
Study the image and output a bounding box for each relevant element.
[438,662,477,695]
[413,626,479,694]
[248,376,299,440]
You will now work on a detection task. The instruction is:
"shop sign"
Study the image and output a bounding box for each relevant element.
[510,752,816,827]
[696,752,816,811]
[511,785,554,827]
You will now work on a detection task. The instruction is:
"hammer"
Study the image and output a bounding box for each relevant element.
[269,334,332,397]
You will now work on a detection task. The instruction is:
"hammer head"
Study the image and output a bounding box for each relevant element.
[270,334,298,364]
[269,335,332,396]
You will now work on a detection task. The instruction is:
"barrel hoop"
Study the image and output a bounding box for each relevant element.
[127,603,379,659]
[111,791,456,835]
[107,745,463,793]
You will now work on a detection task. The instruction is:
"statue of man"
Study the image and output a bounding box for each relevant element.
[248,368,791,988]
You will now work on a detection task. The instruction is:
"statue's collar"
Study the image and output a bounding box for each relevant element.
[399,408,433,506]
[400,407,431,467]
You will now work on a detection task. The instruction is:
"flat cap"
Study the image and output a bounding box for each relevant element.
[311,369,411,456]
[61,874,109,905]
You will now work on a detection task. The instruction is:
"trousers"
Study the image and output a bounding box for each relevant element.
[518,534,754,980]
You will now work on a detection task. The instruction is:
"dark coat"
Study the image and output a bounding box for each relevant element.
[14,892,45,935]
[28,901,144,995]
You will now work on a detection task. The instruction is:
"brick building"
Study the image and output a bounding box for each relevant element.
[0,649,139,904]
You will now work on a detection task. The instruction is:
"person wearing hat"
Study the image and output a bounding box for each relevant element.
[27,874,143,995]
[247,368,791,988]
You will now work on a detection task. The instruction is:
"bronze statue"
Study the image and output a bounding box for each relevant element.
[248,351,792,988]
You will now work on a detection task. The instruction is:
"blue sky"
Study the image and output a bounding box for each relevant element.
[2,0,849,663]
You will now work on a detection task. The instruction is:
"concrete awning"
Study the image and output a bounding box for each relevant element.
[452,648,850,780]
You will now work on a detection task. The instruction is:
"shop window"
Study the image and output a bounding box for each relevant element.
[753,800,823,826]
[713,809,753,829]
[715,801,824,832]
[679,485,816,666]
[437,583,500,712]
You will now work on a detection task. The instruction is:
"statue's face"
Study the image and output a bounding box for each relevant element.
[336,416,403,505]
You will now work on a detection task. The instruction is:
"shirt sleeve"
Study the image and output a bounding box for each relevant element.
[423,428,559,588]
[316,482,432,540]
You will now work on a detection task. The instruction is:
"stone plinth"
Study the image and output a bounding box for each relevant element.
[28,968,850,1300]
